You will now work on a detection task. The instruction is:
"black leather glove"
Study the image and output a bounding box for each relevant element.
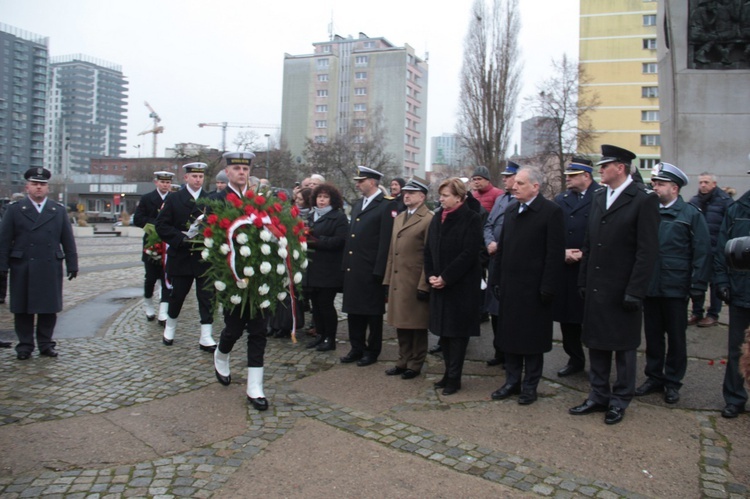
[492,285,501,301]
[540,291,554,306]
[622,294,641,312]
[67,271,78,281]
[417,290,430,302]
[578,287,586,300]
[717,287,731,304]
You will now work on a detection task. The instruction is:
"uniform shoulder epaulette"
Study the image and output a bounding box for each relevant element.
[384,195,394,200]
[594,186,606,193]
[55,201,66,207]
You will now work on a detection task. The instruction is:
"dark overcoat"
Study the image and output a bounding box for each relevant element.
[578,182,660,351]
[0,197,78,314]
[133,188,168,264]
[552,182,599,324]
[303,208,348,289]
[492,196,565,354]
[483,192,517,315]
[341,192,397,315]
[424,201,483,338]
[155,187,210,277]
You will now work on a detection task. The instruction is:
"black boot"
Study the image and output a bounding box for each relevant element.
[316,337,336,351]
[306,335,325,349]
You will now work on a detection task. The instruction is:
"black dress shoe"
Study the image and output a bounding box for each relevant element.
[401,369,420,380]
[356,356,377,367]
[491,383,520,400]
[162,337,173,346]
[721,404,746,419]
[486,357,503,367]
[247,396,269,411]
[340,351,363,363]
[306,336,325,349]
[40,348,58,357]
[0,341,12,349]
[146,314,156,322]
[385,366,407,376]
[17,351,31,360]
[442,382,461,396]
[199,344,217,353]
[605,406,625,425]
[158,319,166,327]
[518,390,537,405]
[569,399,608,415]
[316,339,336,351]
[664,387,680,404]
[635,378,663,396]
[557,364,584,377]
[273,329,291,338]
[434,377,447,389]
[428,344,442,355]
[215,369,231,386]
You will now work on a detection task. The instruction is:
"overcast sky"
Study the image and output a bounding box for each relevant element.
[2,0,579,165]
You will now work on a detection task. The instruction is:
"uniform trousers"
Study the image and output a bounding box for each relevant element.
[723,305,750,408]
[691,283,723,320]
[504,353,544,391]
[168,274,213,324]
[396,328,428,372]
[440,336,470,382]
[560,323,585,368]
[588,348,637,409]
[218,308,268,367]
[144,260,169,302]
[15,313,56,354]
[643,297,688,389]
[309,287,339,342]
[347,314,383,358]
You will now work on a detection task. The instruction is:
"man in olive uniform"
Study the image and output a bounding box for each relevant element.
[340,166,397,366]
[0,168,78,360]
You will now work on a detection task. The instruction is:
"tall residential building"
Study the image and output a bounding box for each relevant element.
[579,0,660,171]
[0,24,49,195]
[520,116,558,158]
[430,133,469,173]
[282,32,428,177]
[45,54,128,177]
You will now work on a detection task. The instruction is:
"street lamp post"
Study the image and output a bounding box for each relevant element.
[264,134,271,184]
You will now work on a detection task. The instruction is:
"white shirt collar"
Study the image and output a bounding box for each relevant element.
[362,191,380,208]
[186,186,202,200]
[606,177,633,208]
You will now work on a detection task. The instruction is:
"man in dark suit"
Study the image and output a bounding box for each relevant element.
[569,144,660,425]
[489,167,565,405]
[553,158,600,377]
[133,171,173,324]
[155,162,216,352]
[0,167,78,360]
[340,166,396,366]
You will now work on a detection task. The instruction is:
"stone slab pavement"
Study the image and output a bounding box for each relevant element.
[0,236,748,498]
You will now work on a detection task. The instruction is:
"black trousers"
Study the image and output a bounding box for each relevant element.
[643,297,688,389]
[168,274,213,324]
[144,261,169,302]
[491,314,505,360]
[441,336,470,382]
[219,308,268,367]
[0,271,7,301]
[347,313,383,358]
[15,313,57,354]
[309,287,339,342]
[560,322,586,369]
[723,305,750,407]
[588,348,637,409]
[504,353,544,391]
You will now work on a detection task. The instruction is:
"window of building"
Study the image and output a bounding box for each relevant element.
[643,63,658,74]
[317,58,329,69]
[640,158,659,170]
[355,72,367,80]
[355,55,368,66]
[643,14,656,26]
[641,110,659,121]
[318,74,329,82]
[354,103,367,112]
[353,119,366,128]
[643,38,657,50]
[321,45,331,53]
[315,120,327,128]
[363,41,375,49]
[642,86,659,98]
[354,87,367,96]
[353,135,365,143]
[316,105,328,112]
[641,134,661,146]
[317,89,328,97]
[314,135,327,143]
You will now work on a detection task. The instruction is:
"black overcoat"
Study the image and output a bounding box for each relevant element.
[303,209,348,289]
[552,182,599,324]
[492,196,565,354]
[0,197,78,314]
[578,182,660,351]
[341,192,397,315]
[424,202,483,338]
[155,187,210,277]
[133,188,168,264]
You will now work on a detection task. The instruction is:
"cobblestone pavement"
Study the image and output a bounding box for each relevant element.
[0,236,748,498]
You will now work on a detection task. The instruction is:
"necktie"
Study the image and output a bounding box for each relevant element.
[38,204,42,212]
[519,203,527,214]
[405,211,411,222]
[362,199,368,210]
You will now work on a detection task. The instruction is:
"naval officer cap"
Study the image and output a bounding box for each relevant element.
[564,157,594,175]
[596,144,637,166]
[401,175,429,194]
[154,171,175,181]
[501,160,521,176]
[183,162,207,174]
[223,151,255,165]
[24,167,51,183]
[651,162,689,187]
[353,166,383,181]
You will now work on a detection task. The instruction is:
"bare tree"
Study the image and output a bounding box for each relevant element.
[457,0,522,183]
[232,130,261,152]
[524,54,600,195]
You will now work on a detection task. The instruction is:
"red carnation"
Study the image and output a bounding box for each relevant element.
[277,191,287,201]
[296,220,306,230]
[254,195,267,205]
[245,189,255,199]
[219,218,231,229]
[271,216,280,226]
[266,205,275,214]
[293,225,301,235]
[299,236,307,243]
[207,214,219,225]
[227,193,241,206]
[253,217,264,228]
[273,203,283,213]
[278,225,287,235]
[258,211,268,220]
[291,206,300,218]
[203,227,213,238]
[244,205,256,215]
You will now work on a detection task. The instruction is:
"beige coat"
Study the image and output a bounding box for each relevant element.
[384,203,433,329]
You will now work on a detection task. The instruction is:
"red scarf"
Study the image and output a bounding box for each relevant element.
[441,200,464,223]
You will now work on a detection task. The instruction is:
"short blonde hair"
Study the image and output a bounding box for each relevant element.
[438,177,467,200]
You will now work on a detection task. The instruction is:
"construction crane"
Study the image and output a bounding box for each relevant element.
[138,101,164,157]
[198,122,280,152]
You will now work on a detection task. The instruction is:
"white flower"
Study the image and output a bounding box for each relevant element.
[277,291,288,301]
[276,263,286,275]
[236,279,248,289]
[220,243,230,255]
[294,272,302,284]
[259,299,271,309]
[243,266,255,277]
[301,241,308,251]
[204,237,214,248]
[214,281,227,291]
[278,237,288,248]
[292,249,300,260]
[258,283,270,295]
[239,245,251,257]
[236,232,248,244]
[260,262,272,274]
[230,295,242,304]
[201,249,210,260]
[301,259,309,269]
[260,244,271,255]
[277,248,288,259]
[260,229,272,242]
[283,277,291,286]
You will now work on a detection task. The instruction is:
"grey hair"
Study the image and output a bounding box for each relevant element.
[518,167,545,189]
[310,173,325,182]
[699,171,718,183]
